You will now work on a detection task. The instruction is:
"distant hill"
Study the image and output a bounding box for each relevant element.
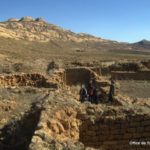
[132,40,150,50]
[0,16,149,51]
[0,16,109,43]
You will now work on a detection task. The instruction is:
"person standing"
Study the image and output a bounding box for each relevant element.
[93,87,99,104]
[79,84,88,103]
[108,79,115,102]
[87,81,94,103]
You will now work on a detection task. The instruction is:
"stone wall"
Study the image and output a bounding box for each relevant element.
[29,95,150,150]
[0,73,57,88]
[111,71,150,80]
[79,113,150,150]
[79,107,150,150]
[64,68,98,85]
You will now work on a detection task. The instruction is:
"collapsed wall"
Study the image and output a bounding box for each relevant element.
[29,95,150,150]
[0,97,44,150]
[0,73,57,88]
[111,71,150,80]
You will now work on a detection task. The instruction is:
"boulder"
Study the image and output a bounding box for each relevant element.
[19,16,35,22]
[35,17,45,22]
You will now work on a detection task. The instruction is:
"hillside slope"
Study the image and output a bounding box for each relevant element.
[0,16,132,51]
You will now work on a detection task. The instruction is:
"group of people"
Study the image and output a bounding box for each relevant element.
[79,79,115,104]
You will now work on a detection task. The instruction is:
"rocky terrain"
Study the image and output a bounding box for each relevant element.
[0,17,150,150]
[0,17,105,42]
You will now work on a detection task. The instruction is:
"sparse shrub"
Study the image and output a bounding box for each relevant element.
[2,64,12,74]
[13,63,24,72]
[47,61,60,74]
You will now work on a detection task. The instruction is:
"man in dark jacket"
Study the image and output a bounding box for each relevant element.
[108,79,115,102]
[79,85,88,103]
[87,80,95,103]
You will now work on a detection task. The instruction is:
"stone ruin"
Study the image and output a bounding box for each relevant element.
[0,64,150,150]
[111,70,150,80]
[0,73,57,88]
[30,103,150,150]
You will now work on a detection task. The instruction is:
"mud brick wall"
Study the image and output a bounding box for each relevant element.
[64,68,97,85]
[79,114,150,150]
[111,71,150,80]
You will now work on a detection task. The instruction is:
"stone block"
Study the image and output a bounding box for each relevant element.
[127,128,136,133]
[86,130,97,136]
[141,120,150,126]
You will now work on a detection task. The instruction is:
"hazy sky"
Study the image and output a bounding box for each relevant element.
[0,0,150,43]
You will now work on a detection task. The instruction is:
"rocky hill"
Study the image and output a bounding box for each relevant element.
[0,16,107,42]
[0,16,150,51]
[0,16,133,51]
[133,39,150,50]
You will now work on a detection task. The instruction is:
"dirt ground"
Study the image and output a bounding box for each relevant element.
[0,87,50,127]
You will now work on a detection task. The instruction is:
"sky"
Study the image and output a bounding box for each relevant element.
[0,0,150,43]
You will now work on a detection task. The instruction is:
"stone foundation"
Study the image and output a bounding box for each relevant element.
[79,113,150,150]
[0,73,57,88]
[29,95,150,150]
[111,71,150,80]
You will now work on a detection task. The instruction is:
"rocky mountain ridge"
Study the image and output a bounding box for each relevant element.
[0,16,149,51]
[0,16,110,43]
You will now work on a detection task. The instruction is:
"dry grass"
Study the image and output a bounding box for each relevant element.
[0,37,150,74]
[117,80,150,98]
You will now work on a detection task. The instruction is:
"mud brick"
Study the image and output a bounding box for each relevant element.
[141,120,150,126]
[130,122,141,127]
[136,127,145,132]
[112,135,124,140]
[103,140,118,145]
[116,140,129,145]
[101,129,110,135]
[136,148,147,150]
[127,128,136,133]
[110,129,123,135]
[142,132,150,138]
[90,136,100,142]
[99,135,110,140]
[88,125,99,131]
[144,126,150,132]
[86,130,97,136]
[81,136,91,142]
[99,124,109,129]
[123,133,133,139]
[110,124,121,130]
[132,133,143,138]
